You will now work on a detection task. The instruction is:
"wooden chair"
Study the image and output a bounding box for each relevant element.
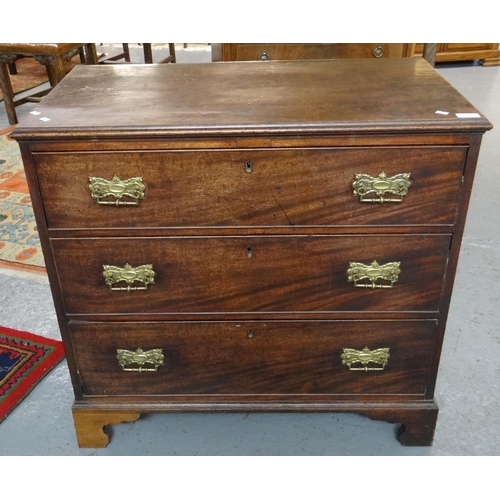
[96,43,131,64]
[0,43,96,125]
[143,43,176,64]
[96,44,176,64]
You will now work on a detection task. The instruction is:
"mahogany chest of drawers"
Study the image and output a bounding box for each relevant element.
[13,59,492,448]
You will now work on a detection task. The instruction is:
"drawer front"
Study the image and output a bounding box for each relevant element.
[70,320,436,396]
[229,43,407,61]
[34,147,466,228]
[52,235,451,315]
[443,43,496,52]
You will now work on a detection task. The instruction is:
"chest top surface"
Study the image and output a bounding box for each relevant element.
[12,58,491,140]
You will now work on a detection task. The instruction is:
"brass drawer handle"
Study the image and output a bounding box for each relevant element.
[352,171,411,203]
[347,260,401,289]
[117,348,164,372]
[373,46,384,58]
[88,175,146,205]
[341,347,390,371]
[258,52,270,61]
[103,263,155,291]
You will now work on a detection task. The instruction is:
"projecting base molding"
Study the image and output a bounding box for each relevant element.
[72,398,439,448]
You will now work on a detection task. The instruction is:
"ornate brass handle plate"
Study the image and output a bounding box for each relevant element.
[352,171,411,203]
[88,175,146,205]
[347,260,401,288]
[116,348,164,372]
[341,347,390,371]
[103,263,155,291]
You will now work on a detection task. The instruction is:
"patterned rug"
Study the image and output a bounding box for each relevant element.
[0,325,65,423]
[0,127,45,273]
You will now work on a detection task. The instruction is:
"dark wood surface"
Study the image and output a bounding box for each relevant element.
[70,320,437,396]
[52,235,450,315]
[34,146,466,229]
[12,59,491,138]
[12,59,492,447]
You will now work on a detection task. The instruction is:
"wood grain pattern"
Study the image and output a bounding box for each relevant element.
[70,320,437,396]
[221,43,414,62]
[12,60,492,446]
[34,146,466,229]
[11,59,492,139]
[414,43,499,66]
[51,235,451,315]
[72,407,141,448]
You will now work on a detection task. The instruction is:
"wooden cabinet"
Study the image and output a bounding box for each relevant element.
[414,43,499,66]
[12,59,492,448]
[216,43,415,62]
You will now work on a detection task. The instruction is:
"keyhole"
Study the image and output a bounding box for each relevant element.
[245,161,253,173]
[247,329,254,338]
[247,247,253,258]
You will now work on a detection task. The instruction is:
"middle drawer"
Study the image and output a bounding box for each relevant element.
[52,235,451,315]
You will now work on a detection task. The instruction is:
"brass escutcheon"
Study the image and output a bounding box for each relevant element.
[103,263,155,291]
[347,260,401,288]
[352,171,411,203]
[341,346,390,371]
[116,348,164,372]
[373,46,384,58]
[88,175,146,206]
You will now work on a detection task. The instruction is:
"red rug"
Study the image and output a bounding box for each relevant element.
[0,325,65,423]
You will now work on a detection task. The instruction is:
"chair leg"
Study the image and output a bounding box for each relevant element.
[143,43,153,64]
[0,61,18,125]
[8,60,17,75]
[84,44,99,65]
[77,47,86,64]
[122,43,131,62]
[43,54,66,87]
[144,44,176,64]
[169,43,176,63]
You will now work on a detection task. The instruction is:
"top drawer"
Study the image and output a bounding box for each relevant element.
[33,147,466,229]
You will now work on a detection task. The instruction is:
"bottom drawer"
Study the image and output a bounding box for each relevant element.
[69,320,437,397]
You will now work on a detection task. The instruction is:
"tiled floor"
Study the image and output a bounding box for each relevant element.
[0,46,499,455]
